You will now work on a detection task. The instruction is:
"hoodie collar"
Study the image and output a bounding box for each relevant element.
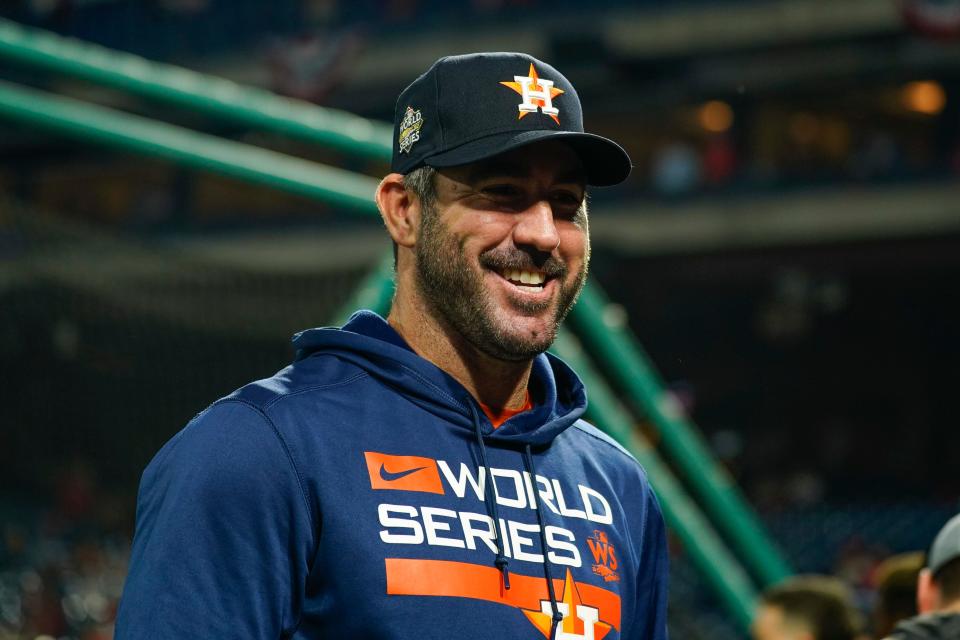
[291,310,586,447]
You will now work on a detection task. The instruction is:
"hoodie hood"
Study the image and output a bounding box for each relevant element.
[291,310,586,447]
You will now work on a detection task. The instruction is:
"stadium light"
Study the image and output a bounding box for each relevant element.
[698,100,734,133]
[902,80,947,115]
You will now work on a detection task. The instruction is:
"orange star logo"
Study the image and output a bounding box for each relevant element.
[522,568,613,639]
[500,63,565,124]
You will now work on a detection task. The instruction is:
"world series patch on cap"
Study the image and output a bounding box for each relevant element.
[391,52,632,187]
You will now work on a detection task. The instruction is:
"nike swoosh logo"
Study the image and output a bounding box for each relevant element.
[379,463,427,482]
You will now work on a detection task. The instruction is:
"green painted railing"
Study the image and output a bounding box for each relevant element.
[0,80,379,212]
[551,327,758,627]
[570,284,792,586]
[0,18,393,161]
[334,252,396,325]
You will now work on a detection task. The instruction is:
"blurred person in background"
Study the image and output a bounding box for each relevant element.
[883,514,960,640]
[650,138,701,196]
[752,575,864,640]
[872,551,924,638]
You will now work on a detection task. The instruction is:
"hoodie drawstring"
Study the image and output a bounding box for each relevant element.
[470,403,563,640]
[469,402,511,590]
[524,444,563,640]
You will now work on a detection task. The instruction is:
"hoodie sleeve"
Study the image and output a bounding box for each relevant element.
[115,400,315,640]
[631,481,670,640]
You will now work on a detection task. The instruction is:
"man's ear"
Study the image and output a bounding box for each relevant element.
[376,173,420,249]
[917,568,939,614]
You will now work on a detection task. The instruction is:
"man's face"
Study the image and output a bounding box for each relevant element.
[752,605,813,640]
[414,141,589,361]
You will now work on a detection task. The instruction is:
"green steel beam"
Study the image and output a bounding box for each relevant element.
[334,252,396,325]
[551,327,757,629]
[0,18,393,161]
[0,80,379,213]
[569,281,792,586]
[335,268,758,629]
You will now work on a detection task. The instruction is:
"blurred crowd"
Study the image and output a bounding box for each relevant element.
[645,126,960,199]
[3,0,958,221]
[1,462,132,640]
[752,514,960,640]
[4,0,653,29]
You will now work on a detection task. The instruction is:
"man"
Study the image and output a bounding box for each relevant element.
[116,52,669,639]
[884,513,960,639]
[872,551,924,637]
[751,575,863,640]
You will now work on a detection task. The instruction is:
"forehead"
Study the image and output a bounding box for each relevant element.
[752,605,786,640]
[441,140,586,185]
[752,604,807,640]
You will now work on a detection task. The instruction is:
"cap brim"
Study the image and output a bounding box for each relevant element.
[422,129,632,187]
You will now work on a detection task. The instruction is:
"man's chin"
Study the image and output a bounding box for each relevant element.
[477,335,555,362]
[481,313,560,360]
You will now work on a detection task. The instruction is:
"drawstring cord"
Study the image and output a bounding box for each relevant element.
[469,402,511,590]
[525,444,563,640]
[469,402,562,638]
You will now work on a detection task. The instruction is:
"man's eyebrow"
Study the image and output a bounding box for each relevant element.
[464,161,586,186]
[464,160,526,183]
[556,169,587,187]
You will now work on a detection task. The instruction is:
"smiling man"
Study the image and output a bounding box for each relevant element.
[116,52,669,640]
[383,142,589,393]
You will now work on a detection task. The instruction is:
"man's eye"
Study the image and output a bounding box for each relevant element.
[553,191,582,205]
[483,184,523,198]
[551,192,584,212]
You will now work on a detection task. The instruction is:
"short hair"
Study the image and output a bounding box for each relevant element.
[933,556,960,605]
[392,165,437,267]
[402,165,437,206]
[760,575,863,640]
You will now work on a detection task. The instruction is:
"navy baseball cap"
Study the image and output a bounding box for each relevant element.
[391,52,632,187]
[929,513,960,577]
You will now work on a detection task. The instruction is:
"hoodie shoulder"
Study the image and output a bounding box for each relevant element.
[227,351,371,412]
[887,612,960,639]
[570,419,643,468]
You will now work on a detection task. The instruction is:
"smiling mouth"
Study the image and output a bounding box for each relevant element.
[495,267,550,291]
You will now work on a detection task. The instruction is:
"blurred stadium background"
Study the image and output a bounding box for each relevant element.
[1,0,959,638]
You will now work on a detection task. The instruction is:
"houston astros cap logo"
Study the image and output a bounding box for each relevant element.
[500,63,565,124]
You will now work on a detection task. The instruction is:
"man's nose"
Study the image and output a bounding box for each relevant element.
[512,200,561,253]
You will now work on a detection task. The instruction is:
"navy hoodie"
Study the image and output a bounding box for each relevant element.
[116,311,669,639]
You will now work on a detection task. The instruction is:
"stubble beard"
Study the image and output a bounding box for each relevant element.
[414,200,589,362]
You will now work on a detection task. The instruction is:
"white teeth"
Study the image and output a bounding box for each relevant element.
[499,268,546,287]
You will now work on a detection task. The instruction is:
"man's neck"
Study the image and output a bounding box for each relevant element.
[387,299,532,411]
